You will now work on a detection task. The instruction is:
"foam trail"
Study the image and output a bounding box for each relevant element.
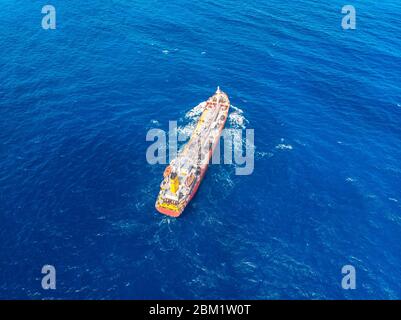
[177,102,206,139]
[185,102,206,120]
[228,105,247,129]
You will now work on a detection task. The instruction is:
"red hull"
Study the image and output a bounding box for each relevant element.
[156,88,230,217]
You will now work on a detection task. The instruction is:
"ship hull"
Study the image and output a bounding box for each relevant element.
[155,88,230,217]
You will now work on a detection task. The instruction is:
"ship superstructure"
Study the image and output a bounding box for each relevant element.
[155,87,230,217]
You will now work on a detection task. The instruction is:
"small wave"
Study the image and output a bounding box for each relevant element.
[275,144,293,150]
[256,151,274,159]
[110,220,139,234]
[275,138,293,151]
[242,261,257,269]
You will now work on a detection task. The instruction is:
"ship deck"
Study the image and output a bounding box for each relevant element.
[156,88,230,217]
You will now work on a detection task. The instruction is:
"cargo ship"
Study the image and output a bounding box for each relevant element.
[155,87,230,217]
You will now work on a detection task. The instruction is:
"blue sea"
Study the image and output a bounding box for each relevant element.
[1,0,401,299]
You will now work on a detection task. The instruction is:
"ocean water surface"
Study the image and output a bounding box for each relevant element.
[1,0,401,299]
